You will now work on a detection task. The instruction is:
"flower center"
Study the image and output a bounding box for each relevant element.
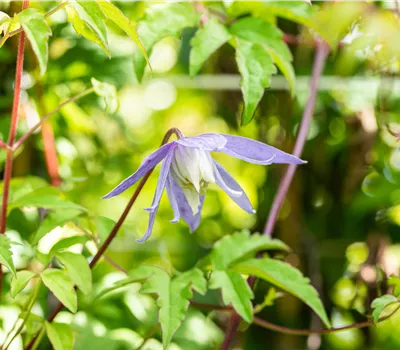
[170,145,215,215]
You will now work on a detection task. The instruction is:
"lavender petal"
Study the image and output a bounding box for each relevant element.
[220,134,306,165]
[213,161,255,214]
[175,133,227,151]
[103,142,176,199]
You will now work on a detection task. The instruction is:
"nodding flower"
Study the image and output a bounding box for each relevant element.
[103,132,306,242]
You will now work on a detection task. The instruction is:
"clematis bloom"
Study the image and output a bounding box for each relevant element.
[103,133,305,242]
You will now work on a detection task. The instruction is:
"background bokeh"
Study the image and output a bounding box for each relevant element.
[1,1,400,349]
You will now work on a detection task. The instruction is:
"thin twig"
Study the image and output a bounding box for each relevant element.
[13,87,94,151]
[253,305,400,335]
[263,41,330,237]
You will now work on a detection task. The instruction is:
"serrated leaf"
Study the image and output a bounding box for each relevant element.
[66,6,109,55]
[138,266,206,349]
[45,322,74,350]
[9,187,86,212]
[56,252,92,295]
[133,2,200,82]
[95,275,148,300]
[91,77,118,113]
[32,209,83,245]
[189,19,231,76]
[96,1,149,67]
[10,270,36,298]
[209,270,253,323]
[212,230,289,270]
[0,235,16,277]
[40,269,77,313]
[233,258,331,327]
[230,17,295,95]
[17,8,51,76]
[236,38,276,124]
[68,1,108,52]
[371,295,398,323]
[50,235,89,254]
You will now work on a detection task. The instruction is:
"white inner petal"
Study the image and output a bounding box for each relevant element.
[170,145,215,215]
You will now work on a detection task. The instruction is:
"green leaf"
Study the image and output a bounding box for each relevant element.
[0,11,10,36]
[0,235,16,277]
[212,230,289,269]
[233,258,331,327]
[40,269,77,313]
[388,276,400,297]
[10,270,36,298]
[68,1,108,52]
[262,1,313,27]
[371,295,398,323]
[133,3,200,82]
[209,270,253,323]
[138,266,206,349]
[17,8,51,76]
[32,209,83,245]
[96,1,150,68]
[20,312,43,335]
[235,38,276,125]
[9,187,86,212]
[189,19,231,77]
[56,252,92,295]
[230,17,295,94]
[45,322,74,350]
[95,275,148,300]
[50,235,89,254]
[66,6,109,55]
[91,78,119,114]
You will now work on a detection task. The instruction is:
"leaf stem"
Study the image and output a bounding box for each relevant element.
[3,280,41,350]
[7,1,68,39]
[12,87,95,151]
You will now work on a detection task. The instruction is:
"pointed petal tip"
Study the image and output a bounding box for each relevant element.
[252,209,256,214]
[170,218,180,224]
[102,193,113,199]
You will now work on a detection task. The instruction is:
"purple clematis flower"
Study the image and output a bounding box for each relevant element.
[103,133,305,242]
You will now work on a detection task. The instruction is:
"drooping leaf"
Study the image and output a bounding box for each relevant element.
[10,270,36,298]
[209,270,253,323]
[212,230,289,269]
[91,77,119,114]
[32,209,83,245]
[17,8,51,76]
[96,1,149,67]
[66,6,109,55]
[50,235,89,254]
[137,266,206,349]
[56,251,92,295]
[0,234,16,277]
[233,258,331,327]
[45,322,74,350]
[9,186,86,212]
[95,275,149,300]
[388,276,400,297]
[133,3,200,82]
[189,19,231,77]
[371,295,399,323]
[68,1,108,53]
[235,38,276,124]
[40,269,77,313]
[230,17,295,94]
